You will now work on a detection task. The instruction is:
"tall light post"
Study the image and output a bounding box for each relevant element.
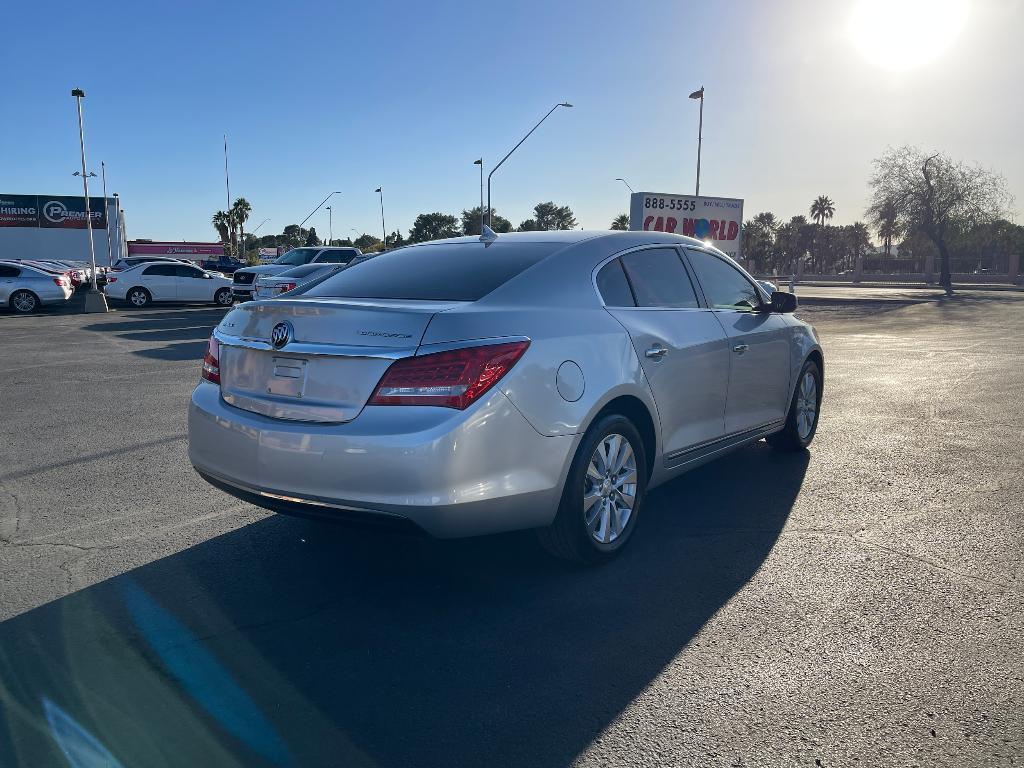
[615,177,635,194]
[474,159,484,232]
[298,191,341,246]
[325,206,333,244]
[688,86,704,198]
[374,187,386,249]
[487,102,572,228]
[71,88,106,312]
[112,193,123,261]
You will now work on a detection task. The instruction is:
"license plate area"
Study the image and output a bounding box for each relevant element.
[268,356,308,398]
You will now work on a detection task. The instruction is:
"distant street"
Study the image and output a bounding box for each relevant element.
[1,292,1022,766]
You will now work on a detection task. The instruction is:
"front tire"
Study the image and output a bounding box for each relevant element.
[126,287,151,308]
[215,288,233,306]
[9,290,39,314]
[537,414,647,564]
[768,359,822,451]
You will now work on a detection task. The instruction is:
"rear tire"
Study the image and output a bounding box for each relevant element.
[537,414,647,564]
[767,359,822,451]
[215,288,233,306]
[126,287,151,308]
[9,290,39,314]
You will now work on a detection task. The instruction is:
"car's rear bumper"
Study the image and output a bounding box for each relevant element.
[232,286,254,300]
[188,381,575,538]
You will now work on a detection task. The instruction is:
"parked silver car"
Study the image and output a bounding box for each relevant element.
[0,261,73,313]
[189,231,823,562]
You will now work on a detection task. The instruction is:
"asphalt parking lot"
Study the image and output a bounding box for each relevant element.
[1,289,1022,767]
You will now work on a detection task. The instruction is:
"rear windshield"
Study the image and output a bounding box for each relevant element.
[300,242,556,301]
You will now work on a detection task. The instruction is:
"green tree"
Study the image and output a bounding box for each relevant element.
[230,197,252,258]
[304,227,322,247]
[408,212,461,243]
[524,201,577,231]
[610,213,630,230]
[461,207,513,235]
[282,224,306,249]
[387,230,406,248]
[809,195,835,227]
[866,146,1012,293]
[354,233,382,250]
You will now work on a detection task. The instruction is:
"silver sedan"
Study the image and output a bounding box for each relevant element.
[0,261,74,313]
[188,231,823,562]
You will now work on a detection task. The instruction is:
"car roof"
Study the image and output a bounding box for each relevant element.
[407,229,708,249]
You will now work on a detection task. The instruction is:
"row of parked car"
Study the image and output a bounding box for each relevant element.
[1,247,368,313]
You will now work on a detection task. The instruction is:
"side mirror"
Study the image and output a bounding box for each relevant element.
[769,291,798,313]
[204,273,213,279]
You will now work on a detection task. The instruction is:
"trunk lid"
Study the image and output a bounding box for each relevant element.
[216,297,462,423]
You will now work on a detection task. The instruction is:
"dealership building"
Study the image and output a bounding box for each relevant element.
[0,193,127,265]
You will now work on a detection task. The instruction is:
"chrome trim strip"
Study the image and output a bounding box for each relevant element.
[664,420,785,467]
[213,328,415,360]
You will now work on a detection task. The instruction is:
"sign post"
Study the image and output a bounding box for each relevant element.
[629,191,744,260]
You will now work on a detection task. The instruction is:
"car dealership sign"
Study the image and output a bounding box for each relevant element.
[0,193,107,229]
[629,192,743,259]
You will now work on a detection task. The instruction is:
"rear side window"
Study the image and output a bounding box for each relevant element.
[620,248,700,308]
[143,264,178,276]
[175,265,204,278]
[596,259,635,307]
[0,265,20,277]
[301,242,556,301]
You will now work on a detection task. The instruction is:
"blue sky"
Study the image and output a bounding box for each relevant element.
[3,0,1021,242]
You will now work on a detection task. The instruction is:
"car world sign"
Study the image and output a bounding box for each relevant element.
[0,193,107,229]
[628,192,743,259]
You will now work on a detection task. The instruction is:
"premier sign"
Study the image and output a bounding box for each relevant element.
[0,193,107,229]
[629,192,743,259]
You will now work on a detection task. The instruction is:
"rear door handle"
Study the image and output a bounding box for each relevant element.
[645,345,669,360]
[733,344,749,355]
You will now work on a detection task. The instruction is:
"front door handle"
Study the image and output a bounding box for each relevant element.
[645,345,669,360]
[733,344,749,355]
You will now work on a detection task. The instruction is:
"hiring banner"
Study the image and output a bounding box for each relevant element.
[0,194,107,229]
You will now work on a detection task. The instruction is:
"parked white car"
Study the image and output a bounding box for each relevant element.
[0,261,73,313]
[105,261,235,307]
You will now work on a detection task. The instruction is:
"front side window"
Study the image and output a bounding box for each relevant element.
[620,248,700,308]
[316,250,356,264]
[687,249,762,311]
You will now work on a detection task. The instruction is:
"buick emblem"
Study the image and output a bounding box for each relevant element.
[270,322,292,349]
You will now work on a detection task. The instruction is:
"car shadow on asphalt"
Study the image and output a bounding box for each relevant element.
[81,309,225,361]
[0,442,808,768]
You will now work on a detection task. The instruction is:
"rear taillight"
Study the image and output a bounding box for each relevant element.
[279,282,297,293]
[201,335,221,385]
[368,340,529,410]
[53,277,67,287]
[106,276,117,283]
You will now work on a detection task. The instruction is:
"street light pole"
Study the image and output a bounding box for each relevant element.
[101,162,113,268]
[71,88,106,312]
[375,188,386,249]
[326,206,333,244]
[486,102,572,228]
[474,159,484,232]
[113,193,122,261]
[688,86,704,198]
[614,177,635,194]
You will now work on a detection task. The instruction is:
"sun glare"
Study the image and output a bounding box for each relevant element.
[849,0,968,71]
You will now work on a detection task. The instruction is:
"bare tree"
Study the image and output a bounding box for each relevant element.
[866,146,1012,294]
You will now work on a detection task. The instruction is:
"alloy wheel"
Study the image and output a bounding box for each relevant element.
[130,290,147,307]
[584,433,638,544]
[12,292,36,313]
[796,370,818,439]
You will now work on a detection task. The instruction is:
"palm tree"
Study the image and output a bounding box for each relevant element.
[875,199,899,257]
[610,213,630,230]
[809,196,836,272]
[231,198,252,258]
[809,195,835,227]
[211,211,231,244]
